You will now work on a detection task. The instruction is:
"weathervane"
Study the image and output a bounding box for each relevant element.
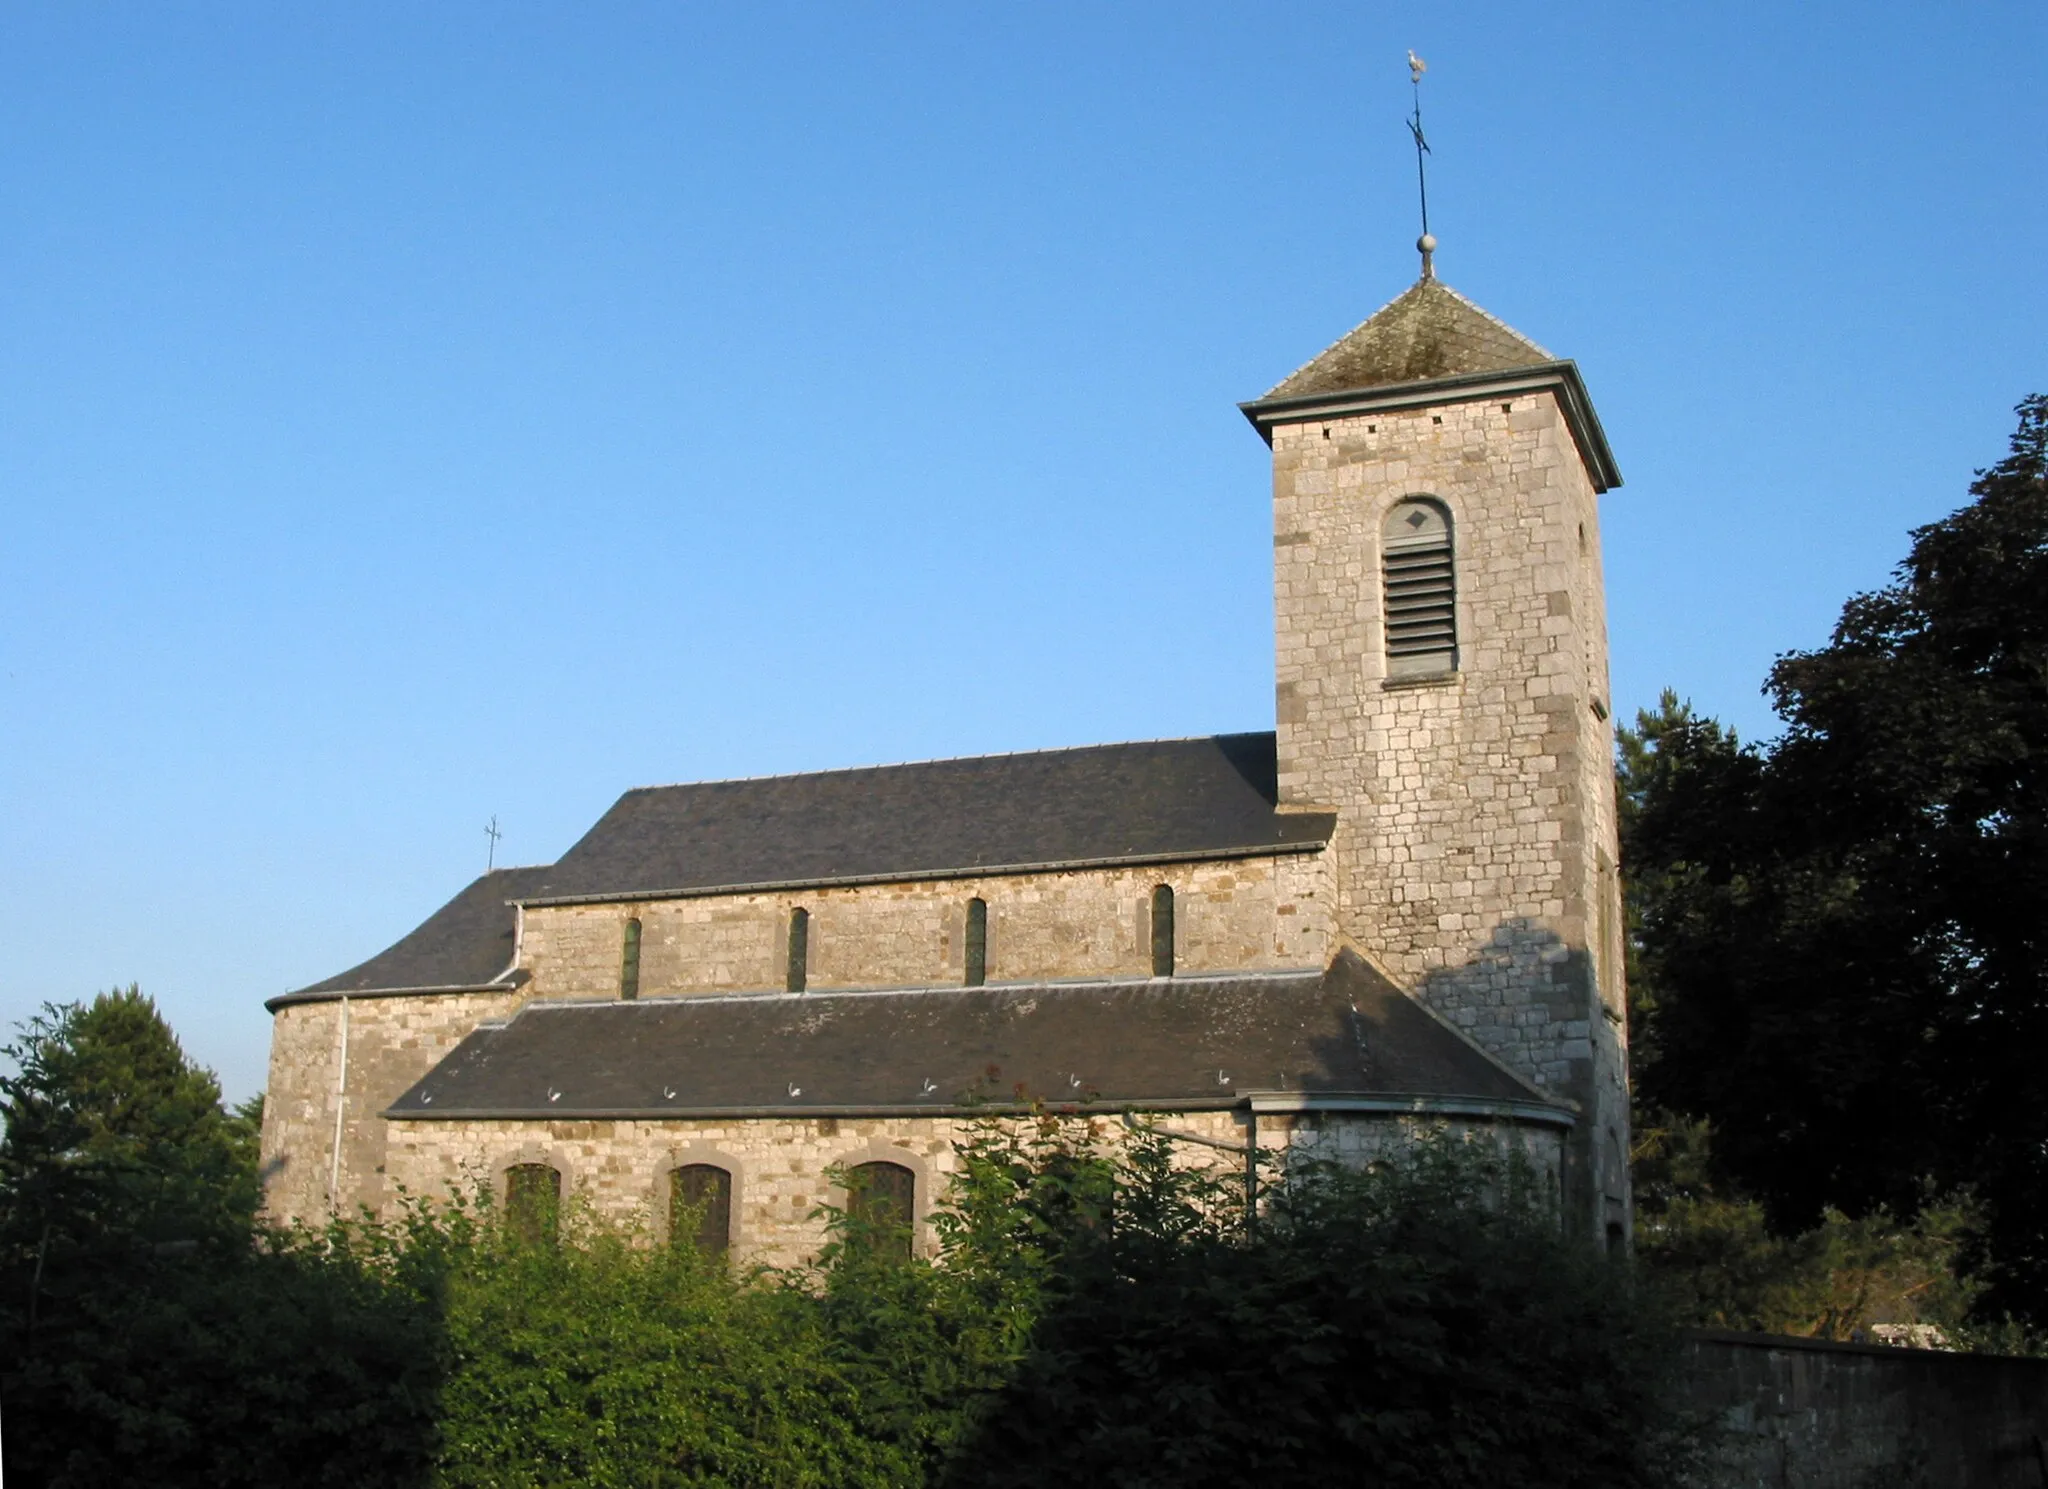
[485,815,502,872]
[1407,50,1437,280]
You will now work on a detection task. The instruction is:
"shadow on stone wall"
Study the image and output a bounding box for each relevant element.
[1680,1330,2048,1488]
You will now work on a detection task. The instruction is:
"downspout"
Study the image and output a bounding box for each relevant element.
[1120,1108,1261,1236]
[327,995,350,1215]
[1245,1106,1258,1239]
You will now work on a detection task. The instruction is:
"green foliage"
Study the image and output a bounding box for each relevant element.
[1634,1113,1982,1341]
[953,1131,1684,1489]
[0,988,259,1258]
[430,1198,910,1488]
[5,993,1687,1485]
[1616,393,2048,1327]
[1,991,445,1488]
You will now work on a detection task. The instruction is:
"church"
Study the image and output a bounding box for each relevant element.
[258,242,1632,1264]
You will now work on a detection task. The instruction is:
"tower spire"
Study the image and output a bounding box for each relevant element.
[1406,50,1436,280]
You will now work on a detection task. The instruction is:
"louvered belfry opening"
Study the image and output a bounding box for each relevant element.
[1382,497,1457,677]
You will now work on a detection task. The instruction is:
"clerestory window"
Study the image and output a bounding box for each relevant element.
[619,918,642,1000]
[964,898,988,987]
[1382,497,1457,677]
[786,907,810,993]
[1150,885,1175,977]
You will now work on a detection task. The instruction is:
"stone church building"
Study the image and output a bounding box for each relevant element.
[260,257,1631,1264]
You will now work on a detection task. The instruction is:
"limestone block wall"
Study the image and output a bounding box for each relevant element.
[260,989,526,1227]
[517,852,1332,1002]
[1269,388,1628,1231]
[378,1107,1560,1268]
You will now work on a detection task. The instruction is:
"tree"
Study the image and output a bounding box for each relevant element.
[0,987,259,1268]
[954,1137,1684,1489]
[1622,396,2048,1323]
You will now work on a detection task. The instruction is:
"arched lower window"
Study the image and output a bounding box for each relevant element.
[786,907,810,993]
[619,918,642,1001]
[1150,885,1175,978]
[1382,497,1457,676]
[964,898,988,987]
[671,1163,733,1257]
[504,1163,561,1245]
[846,1161,916,1261]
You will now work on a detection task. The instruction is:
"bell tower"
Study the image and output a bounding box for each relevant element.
[1241,264,1631,1242]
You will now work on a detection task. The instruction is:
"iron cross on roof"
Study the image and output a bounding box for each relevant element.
[1407,50,1437,280]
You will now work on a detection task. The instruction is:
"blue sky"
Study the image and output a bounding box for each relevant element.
[3,2,2042,1100]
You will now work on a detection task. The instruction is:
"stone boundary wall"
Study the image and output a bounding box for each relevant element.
[1679,1330,2048,1487]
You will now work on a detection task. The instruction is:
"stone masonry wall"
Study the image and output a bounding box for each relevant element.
[1269,388,1629,1234]
[261,989,527,1228]
[265,853,1333,1225]
[379,1108,1562,1269]
[517,854,1332,1002]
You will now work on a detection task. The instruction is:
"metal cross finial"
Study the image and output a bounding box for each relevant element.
[485,815,502,872]
[1407,50,1437,280]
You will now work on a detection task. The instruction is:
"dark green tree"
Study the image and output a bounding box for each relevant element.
[1622,396,2048,1323]
[0,987,259,1271]
[954,1138,1683,1489]
[1,991,444,1488]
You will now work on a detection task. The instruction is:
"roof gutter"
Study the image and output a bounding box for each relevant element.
[382,1090,1574,1127]
[1241,1090,1576,1129]
[266,980,519,1015]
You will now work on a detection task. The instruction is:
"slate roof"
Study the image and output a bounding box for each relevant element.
[281,866,550,1002]
[1257,278,1554,402]
[277,734,1334,1004]
[517,732,1332,904]
[386,950,1559,1121]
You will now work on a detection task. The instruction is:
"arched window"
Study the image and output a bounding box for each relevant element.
[964,898,988,987]
[670,1163,732,1257]
[786,907,810,993]
[846,1160,916,1261]
[1150,885,1175,977]
[1382,497,1457,676]
[504,1163,561,1245]
[619,918,642,1000]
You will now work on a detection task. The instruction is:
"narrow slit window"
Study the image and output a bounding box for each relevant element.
[847,1160,916,1261]
[671,1164,732,1257]
[619,918,642,1000]
[964,898,987,987]
[1382,497,1457,676]
[504,1163,561,1246]
[786,907,810,993]
[1150,885,1175,977]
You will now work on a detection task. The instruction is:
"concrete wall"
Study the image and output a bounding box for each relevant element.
[1268,387,1629,1237]
[1680,1331,2048,1487]
[517,852,1332,1001]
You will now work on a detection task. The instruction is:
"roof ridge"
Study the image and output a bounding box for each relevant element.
[619,730,1274,795]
